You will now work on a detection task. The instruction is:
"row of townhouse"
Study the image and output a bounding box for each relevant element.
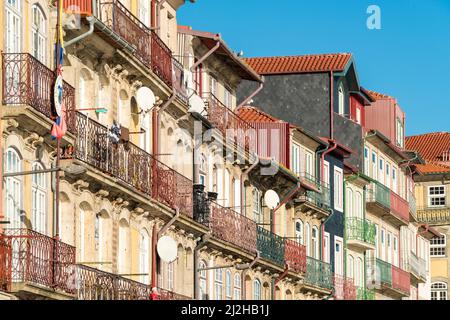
[0,0,438,301]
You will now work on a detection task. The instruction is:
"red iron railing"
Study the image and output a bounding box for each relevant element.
[60,0,93,15]
[333,275,356,300]
[172,58,188,104]
[209,202,257,254]
[284,239,306,274]
[77,264,150,300]
[0,229,76,295]
[203,93,256,152]
[392,265,410,295]
[72,112,193,218]
[157,287,191,300]
[390,192,409,223]
[151,30,173,88]
[2,53,76,133]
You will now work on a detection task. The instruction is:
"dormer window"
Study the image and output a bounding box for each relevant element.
[338,84,345,116]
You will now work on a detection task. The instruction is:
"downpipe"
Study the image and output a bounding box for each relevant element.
[65,16,95,48]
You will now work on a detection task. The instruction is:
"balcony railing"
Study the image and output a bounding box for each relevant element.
[72,112,193,218]
[257,227,285,266]
[390,192,409,223]
[203,93,256,152]
[76,265,150,300]
[345,217,376,246]
[304,257,333,290]
[0,229,76,295]
[2,53,76,133]
[172,58,189,104]
[301,182,330,211]
[409,252,427,280]
[61,0,93,15]
[371,258,392,286]
[366,181,390,209]
[417,205,450,224]
[209,202,257,255]
[284,239,306,274]
[158,287,191,300]
[392,265,410,295]
[356,286,375,300]
[333,275,356,300]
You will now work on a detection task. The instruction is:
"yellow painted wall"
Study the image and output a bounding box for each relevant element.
[431,259,448,278]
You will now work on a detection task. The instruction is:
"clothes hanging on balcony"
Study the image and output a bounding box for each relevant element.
[108,121,121,144]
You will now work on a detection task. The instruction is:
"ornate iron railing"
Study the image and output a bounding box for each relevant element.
[366,181,390,209]
[409,252,427,280]
[304,256,333,289]
[346,217,376,245]
[2,53,77,133]
[172,58,189,104]
[72,112,193,218]
[392,265,410,295]
[390,192,409,223]
[151,30,173,88]
[0,228,76,295]
[284,239,306,274]
[61,0,94,15]
[210,202,257,255]
[158,287,191,300]
[417,205,450,224]
[203,93,256,152]
[356,286,375,300]
[76,265,150,300]
[256,227,285,266]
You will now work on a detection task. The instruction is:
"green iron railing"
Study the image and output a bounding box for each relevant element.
[346,217,376,245]
[356,286,375,300]
[304,182,330,210]
[366,181,390,209]
[305,257,333,290]
[300,172,318,188]
[256,226,285,266]
[375,258,392,286]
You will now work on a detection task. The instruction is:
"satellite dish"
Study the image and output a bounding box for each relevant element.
[157,236,178,263]
[188,94,206,114]
[136,86,156,112]
[264,189,280,210]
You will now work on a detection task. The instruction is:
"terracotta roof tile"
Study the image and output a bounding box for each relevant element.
[237,106,282,123]
[363,89,394,101]
[406,132,450,163]
[415,163,450,174]
[243,53,352,75]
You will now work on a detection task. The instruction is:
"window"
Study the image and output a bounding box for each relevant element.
[252,188,262,223]
[199,261,207,300]
[305,151,314,177]
[31,5,46,64]
[338,84,345,115]
[392,168,398,194]
[347,255,354,279]
[372,151,377,180]
[5,0,21,54]
[356,107,361,124]
[323,232,330,263]
[379,157,385,185]
[199,154,207,186]
[224,88,232,108]
[209,76,217,96]
[305,223,311,256]
[224,169,230,207]
[234,178,241,214]
[355,192,363,218]
[31,162,46,234]
[225,270,232,299]
[312,226,319,259]
[139,229,150,284]
[253,279,261,300]
[346,188,353,217]
[386,163,391,189]
[430,236,446,257]
[233,274,241,300]
[356,258,363,286]
[5,148,22,229]
[364,147,369,176]
[139,0,151,27]
[334,167,343,211]
[295,220,303,244]
[431,282,447,300]
[396,118,404,148]
[168,262,174,290]
[428,186,446,207]
[215,269,223,300]
[292,143,301,176]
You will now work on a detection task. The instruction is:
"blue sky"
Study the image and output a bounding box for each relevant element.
[178,0,450,136]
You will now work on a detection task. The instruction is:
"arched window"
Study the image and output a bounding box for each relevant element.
[252,188,262,223]
[199,153,207,186]
[32,162,46,234]
[118,90,129,126]
[214,268,223,300]
[224,169,231,207]
[347,255,354,280]
[139,229,150,284]
[5,0,21,53]
[199,261,207,300]
[312,226,319,258]
[305,223,311,256]
[234,178,241,214]
[168,261,174,290]
[233,274,241,300]
[338,83,345,115]
[355,192,363,218]
[118,219,129,274]
[139,0,151,27]
[346,188,353,217]
[295,219,304,244]
[5,148,22,228]
[225,270,232,299]
[32,5,46,64]
[253,279,261,300]
[431,282,447,300]
[356,257,363,287]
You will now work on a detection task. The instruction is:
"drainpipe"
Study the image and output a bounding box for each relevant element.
[194,233,211,299]
[320,140,337,180]
[271,182,302,234]
[151,209,180,290]
[273,264,289,300]
[241,252,259,299]
[190,37,221,73]
[236,77,265,110]
[241,159,259,217]
[65,16,95,48]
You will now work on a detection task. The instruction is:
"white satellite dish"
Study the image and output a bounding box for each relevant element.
[264,189,280,210]
[136,86,156,112]
[157,236,178,263]
[188,94,206,114]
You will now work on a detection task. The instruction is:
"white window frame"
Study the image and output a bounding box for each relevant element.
[233,273,241,300]
[139,229,150,284]
[31,4,47,64]
[292,142,301,176]
[431,282,448,300]
[323,232,330,263]
[338,84,345,116]
[5,0,21,54]
[199,261,208,300]
[253,279,261,300]
[31,162,46,235]
[5,148,22,229]
[430,235,446,257]
[138,0,151,27]
[312,226,319,259]
[252,188,262,223]
[379,157,385,185]
[364,147,369,176]
[334,167,344,212]
[305,223,311,257]
[428,185,446,207]
[371,151,378,180]
[295,219,304,244]
[214,268,223,300]
[225,270,232,299]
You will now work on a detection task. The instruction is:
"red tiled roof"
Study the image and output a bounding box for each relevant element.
[415,163,450,174]
[406,132,450,163]
[362,88,394,101]
[237,106,282,123]
[243,53,352,75]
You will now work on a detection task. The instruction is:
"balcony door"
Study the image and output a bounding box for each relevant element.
[5,0,21,53]
[31,5,47,65]
[334,236,344,276]
[139,0,151,28]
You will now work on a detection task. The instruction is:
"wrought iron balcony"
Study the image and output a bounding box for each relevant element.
[390,192,409,226]
[408,252,427,283]
[256,227,285,266]
[71,112,193,218]
[2,53,76,134]
[356,286,375,300]
[345,217,376,251]
[333,275,356,300]
[392,265,410,296]
[304,257,333,290]
[366,181,390,214]
[368,258,410,297]
[157,287,191,300]
[172,58,189,105]
[284,239,306,274]
[417,205,450,224]
[203,93,255,152]
[296,182,331,219]
[0,229,76,296]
